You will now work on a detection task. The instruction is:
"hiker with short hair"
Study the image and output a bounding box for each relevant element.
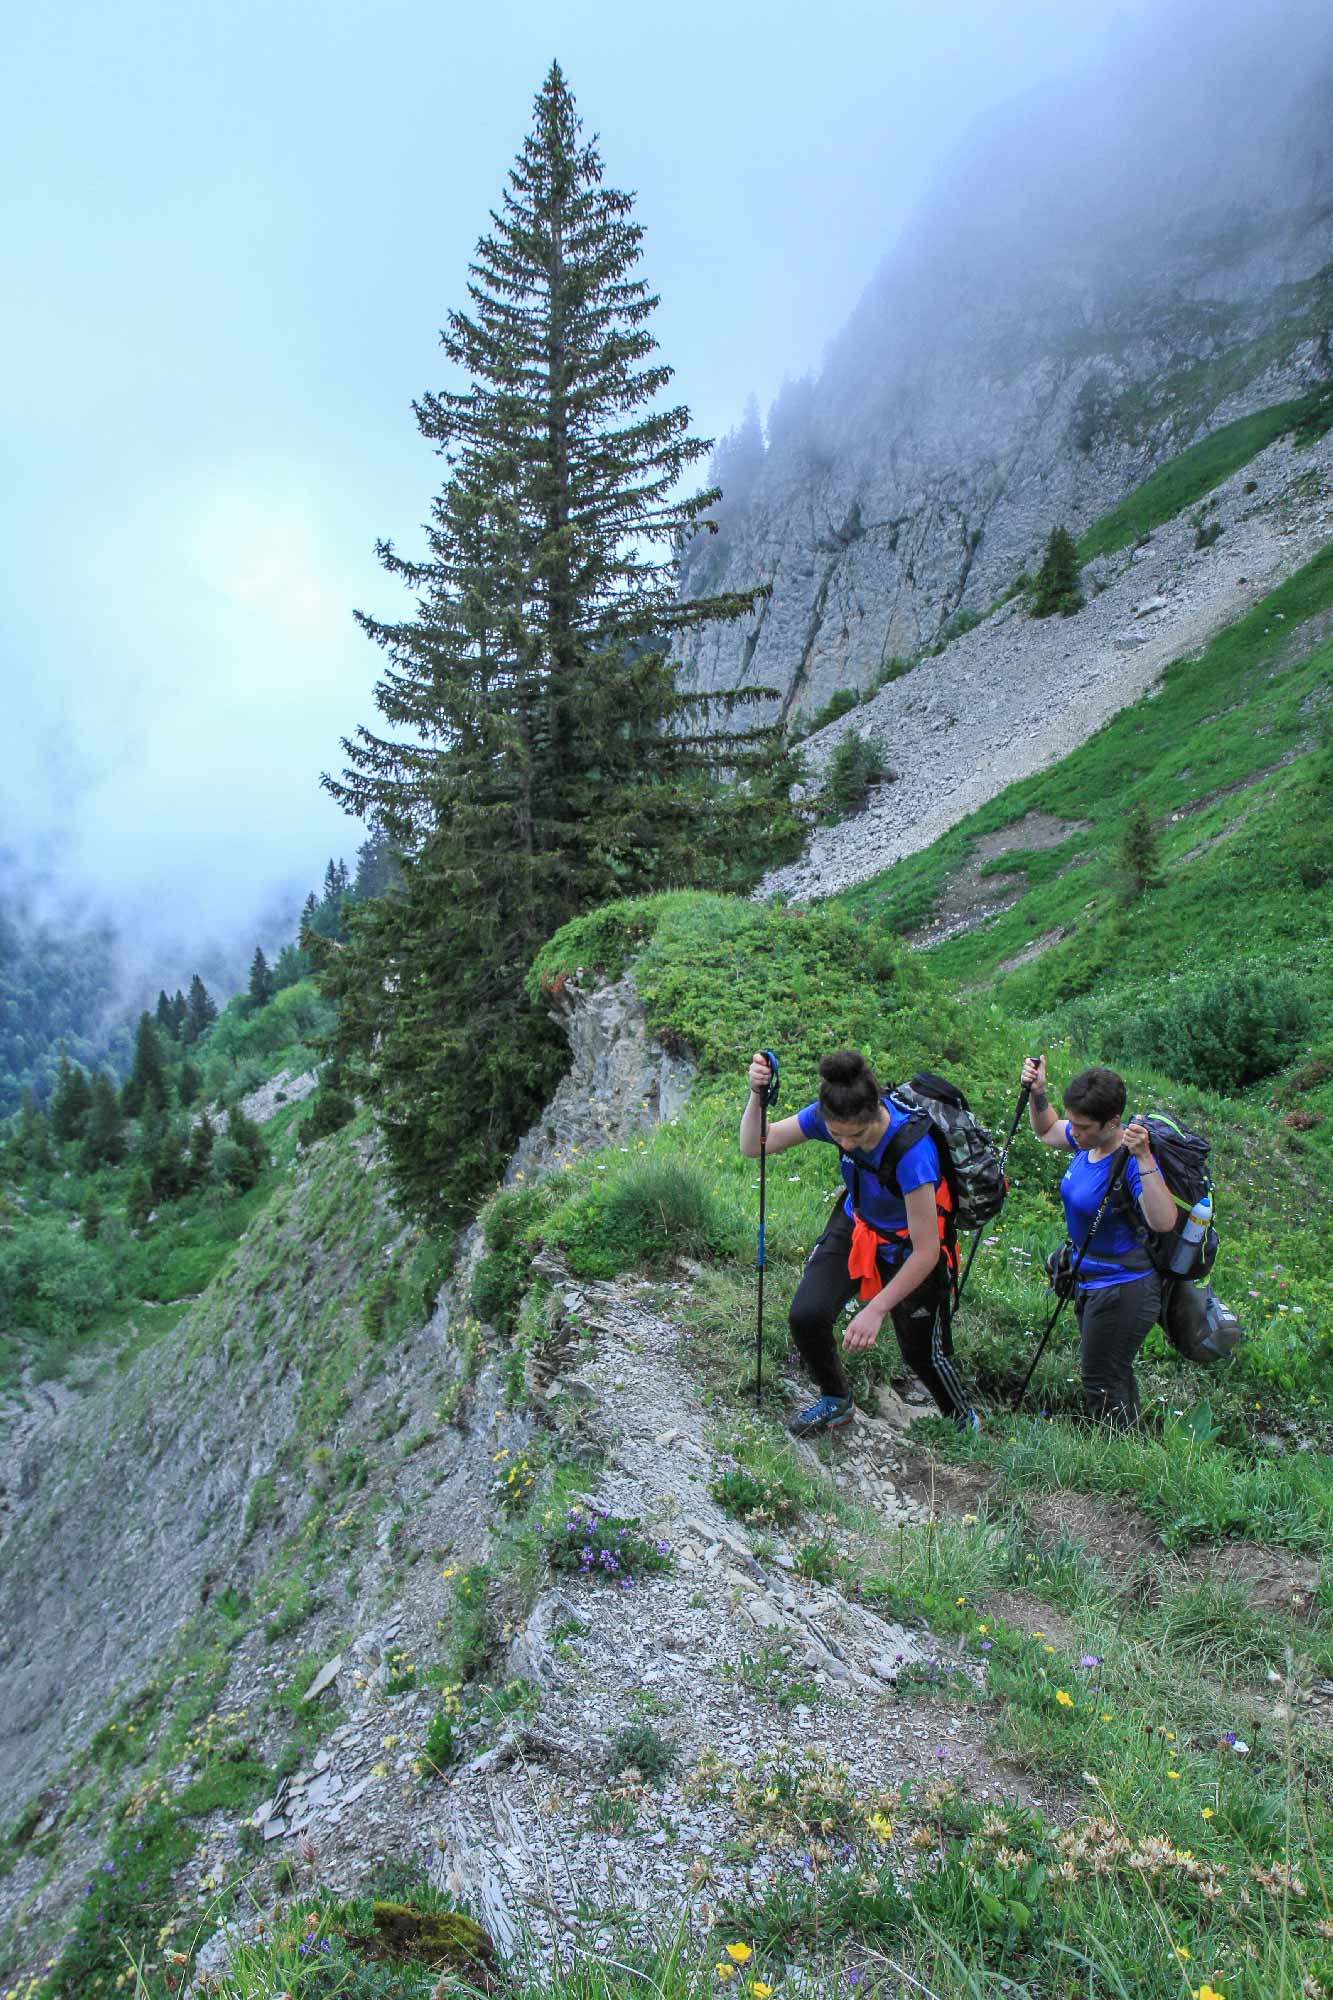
[1021,1055,1178,1427]
[740,1049,978,1437]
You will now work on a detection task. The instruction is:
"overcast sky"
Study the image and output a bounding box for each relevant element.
[5,0,1143,960]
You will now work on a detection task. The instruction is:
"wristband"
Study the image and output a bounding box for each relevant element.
[1139,1165,1161,1179]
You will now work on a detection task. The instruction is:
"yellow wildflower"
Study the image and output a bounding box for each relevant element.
[977,1623,989,1635]
[371,1762,389,1778]
[1175,1946,1191,1960]
[725,1945,753,1965]
[715,1968,736,1984]
[1043,1644,1055,1654]
[1056,1690,1074,1708]
[955,1595,966,1607]
[441,1566,457,1580]
[1194,1986,1226,2000]
[751,1986,774,1999]
[866,1811,894,1841]
[1168,1771,1181,1780]
[1202,1807,1214,1820]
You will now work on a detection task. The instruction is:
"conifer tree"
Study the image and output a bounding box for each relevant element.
[1030,525,1084,618]
[273,942,309,991]
[322,62,797,1226]
[178,1060,201,1109]
[1118,804,1162,898]
[150,1121,189,1204]
[121,1013,167,1117]
[82,1072,127,1170]
[248,947,276,1011]
[51,1054,93,1142]
[185,974,217,1041]
[188,1109,216,1188]
[155,990,178,1038]
[17,1088,55,1170]
[170,989,188,1037]
[126,1167,154,1232]
[353,830,402,902]
[82,1190,103,1241]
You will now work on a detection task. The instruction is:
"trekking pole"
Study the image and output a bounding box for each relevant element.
[953,1073,1033,1311]
[755,1048,781,1403]
[1011,1141,1131,1412]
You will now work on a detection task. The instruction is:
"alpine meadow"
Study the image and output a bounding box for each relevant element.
[3,21,1333,2000]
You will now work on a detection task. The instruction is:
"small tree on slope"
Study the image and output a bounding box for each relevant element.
[1030,525,1084,618]
[322,62,798,1227]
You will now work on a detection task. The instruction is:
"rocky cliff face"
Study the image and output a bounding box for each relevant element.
[676,33,1333,726]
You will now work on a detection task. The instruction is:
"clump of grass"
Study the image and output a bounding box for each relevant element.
[609,1721,679,1787]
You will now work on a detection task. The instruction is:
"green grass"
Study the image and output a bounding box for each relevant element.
[1075,390,1328,562]
[923,1414,1333,1554]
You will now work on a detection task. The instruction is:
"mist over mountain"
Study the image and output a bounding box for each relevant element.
[678,3,1333,720]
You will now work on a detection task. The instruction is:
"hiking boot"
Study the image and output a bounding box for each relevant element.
[954,1407,983,1435]
[787,1392,855,1438]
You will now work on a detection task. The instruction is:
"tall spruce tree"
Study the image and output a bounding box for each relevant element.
[248,947,276,1011]
[322,63,798,1226]
[185,974,217,1041]
[51,1053,93,1142]
[121,1013,166,1117]
[82,1072,127,1170]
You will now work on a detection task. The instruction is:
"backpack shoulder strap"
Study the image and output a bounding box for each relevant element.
[878,1103,933,1194]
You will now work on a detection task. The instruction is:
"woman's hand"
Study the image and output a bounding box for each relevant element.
[748,1052,774,1096]
[843,1301,885,1353]
[1122,1116,1154,1163]
[1021,1054,1046,1091]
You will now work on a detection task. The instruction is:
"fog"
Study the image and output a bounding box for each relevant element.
[4,0,1327,1002]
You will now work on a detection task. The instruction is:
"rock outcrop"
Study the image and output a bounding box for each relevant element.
[676,30,1333,728]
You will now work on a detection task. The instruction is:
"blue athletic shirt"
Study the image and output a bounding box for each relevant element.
[1060,1121,1148,1289]
[797,1096,940,1237]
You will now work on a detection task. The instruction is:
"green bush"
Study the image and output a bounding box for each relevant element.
[298,1086,356,1146]
[0,1217,123,1339]
[543,1156,739,1279]
[1103,967,1313,1092]
[820,732,886,821]
[790,686,859,741]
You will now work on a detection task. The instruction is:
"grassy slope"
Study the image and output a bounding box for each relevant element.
[1076,387,1333,561]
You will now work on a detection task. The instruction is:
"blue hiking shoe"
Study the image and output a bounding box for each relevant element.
[787,1392,855,1438]
[954,1408,983,1435]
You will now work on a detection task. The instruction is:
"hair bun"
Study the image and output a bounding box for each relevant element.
[819,1049,868,1087]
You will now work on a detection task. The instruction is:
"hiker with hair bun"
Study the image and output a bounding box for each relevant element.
[1021,1055,1178,1427]
[740,1049,979,1438]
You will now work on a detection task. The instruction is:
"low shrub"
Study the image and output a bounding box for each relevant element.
[609,1720,678,1786]
[1104,966,1313,1092]
[820,732,886,821]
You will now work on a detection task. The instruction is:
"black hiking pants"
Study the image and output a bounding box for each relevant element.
[788,1200,971,1421]
[1073,1271,1163,1428]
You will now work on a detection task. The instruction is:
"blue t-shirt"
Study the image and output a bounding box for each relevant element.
[1059,1121,1148,1289]
[797,1096,940,1239]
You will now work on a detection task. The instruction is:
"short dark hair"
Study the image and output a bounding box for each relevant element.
[1062,1065,1126,1123]
[818,1049,882,1124]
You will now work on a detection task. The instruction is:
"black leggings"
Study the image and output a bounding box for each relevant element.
[788,1201,972,1421]
[1074,1272,1163,1428]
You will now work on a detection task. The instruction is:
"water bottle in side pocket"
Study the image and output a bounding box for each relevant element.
[1169,1190,1214,1275]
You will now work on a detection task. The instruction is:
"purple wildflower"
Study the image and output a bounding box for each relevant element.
[1080,1654,1102,1668]
[980,1641,992,1652]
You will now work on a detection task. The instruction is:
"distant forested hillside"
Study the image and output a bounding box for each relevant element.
[0,886,128,1115]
